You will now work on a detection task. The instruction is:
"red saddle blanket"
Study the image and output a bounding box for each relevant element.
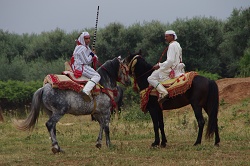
[43,61,101,94]
[140,71,198,112]
[43,74,84,92]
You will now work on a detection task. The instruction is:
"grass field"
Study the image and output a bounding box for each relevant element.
[0,99,249,166]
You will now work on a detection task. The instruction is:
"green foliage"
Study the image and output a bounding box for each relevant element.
[97,23,127,62]
[122,101,151,122]
[23,28,76,62]
[219,7,250,77]
[0,55,26,81]
[122,85,140,105]
[136,21,167,64]
[0,80,42,103]
[239,47,250,77]
[196,70,221,80]
[22,57,66,81]
[171,17,223,74]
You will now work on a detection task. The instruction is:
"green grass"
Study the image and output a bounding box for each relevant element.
[0,99,249,166]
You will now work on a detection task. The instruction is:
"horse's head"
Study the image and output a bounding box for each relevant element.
[117,57,131,86]
[123,49,143,76]
[124,49,153,91]
[124,49,142,67]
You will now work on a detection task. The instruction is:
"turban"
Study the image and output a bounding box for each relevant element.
[77,32,90,46]
[165,30,177,40]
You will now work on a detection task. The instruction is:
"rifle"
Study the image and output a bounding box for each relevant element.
[92,6,99,53]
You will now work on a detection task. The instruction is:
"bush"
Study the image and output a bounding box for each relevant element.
[0,80,43,110]
[196,70,221,80]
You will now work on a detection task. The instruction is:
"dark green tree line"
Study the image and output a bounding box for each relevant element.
[0,7,249,81]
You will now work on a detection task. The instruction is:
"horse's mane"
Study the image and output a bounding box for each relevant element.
[126,50,155,90]
[97,58,119,87]
[128,51,153,76]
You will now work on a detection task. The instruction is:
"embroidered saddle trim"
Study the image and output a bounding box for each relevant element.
[139,71,198,112]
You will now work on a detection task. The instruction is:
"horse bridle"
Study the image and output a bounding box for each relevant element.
[129,55,154,78]
[127,55,154,91]
[117,58,130,85]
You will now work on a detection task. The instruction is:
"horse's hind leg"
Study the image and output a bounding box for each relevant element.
[214,122,220,146]
[96,124,103,149]
[191,104,205,146]
[104,121,111,148]
[46,113,64,153]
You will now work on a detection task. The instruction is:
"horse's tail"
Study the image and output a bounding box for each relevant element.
[205,80,219,139]
[13,87,44,131]
[0,106,4,122]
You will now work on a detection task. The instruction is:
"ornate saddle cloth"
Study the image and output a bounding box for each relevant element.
[43,61,101,94]
[140,71,198,112]
[43,62,118,110]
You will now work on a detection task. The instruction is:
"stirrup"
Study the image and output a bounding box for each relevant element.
[81,91,91,102]
[158,94,169,104]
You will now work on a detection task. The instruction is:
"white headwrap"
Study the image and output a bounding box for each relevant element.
[165,30,177,40]
[77,32,90,46]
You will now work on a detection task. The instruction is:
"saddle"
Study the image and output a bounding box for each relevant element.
[43,61,118,112]
[43,62,117,100]
[140,71,198,112]
[43,62,101,95]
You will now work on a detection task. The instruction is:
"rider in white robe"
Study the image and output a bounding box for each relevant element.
[71,32,100,101]
[147,30,185,103]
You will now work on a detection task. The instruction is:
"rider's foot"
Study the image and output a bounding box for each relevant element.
[81,90,91,102]
[158,93,169,104]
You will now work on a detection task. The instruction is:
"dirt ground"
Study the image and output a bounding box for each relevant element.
[216,77,250,104]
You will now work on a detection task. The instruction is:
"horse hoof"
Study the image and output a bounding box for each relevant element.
[96,143,102,149]
[151,142,160,148]
[214,143,220,147]
[52,147,65,154]
[52,147,59,154]
[193,142,201,146]
[160,143,167,148]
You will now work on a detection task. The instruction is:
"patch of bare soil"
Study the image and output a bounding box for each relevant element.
[216,77,250,104]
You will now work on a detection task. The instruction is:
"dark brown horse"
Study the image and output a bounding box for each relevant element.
[124,50,220,148]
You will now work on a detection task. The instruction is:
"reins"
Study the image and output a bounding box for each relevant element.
[128,47,169,92]
[93,58,128,110]
[128,55,153,92]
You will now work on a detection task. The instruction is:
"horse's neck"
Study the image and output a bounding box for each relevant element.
[136,66,152,91]
[99,76,117,89]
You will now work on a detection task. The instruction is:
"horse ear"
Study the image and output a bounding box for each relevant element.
[139,49,142,55]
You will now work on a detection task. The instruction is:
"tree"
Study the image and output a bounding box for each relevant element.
[171,17,223,74]
[219,7,250,77]
[239,47,250,77]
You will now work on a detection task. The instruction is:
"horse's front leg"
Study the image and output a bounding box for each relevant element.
[46,113,64,154]
[149,109,160,147]
[95,113,111,149]
[192,104,204,146]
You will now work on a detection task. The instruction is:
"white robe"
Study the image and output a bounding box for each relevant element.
[148,41,185,87]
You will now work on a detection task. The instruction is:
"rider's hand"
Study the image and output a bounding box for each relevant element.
[92,55,98,62]
[153,64,160,70]
[90,52,95,57]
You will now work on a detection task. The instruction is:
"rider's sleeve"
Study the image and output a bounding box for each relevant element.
[159,44,175,70]
[74,46,93,67]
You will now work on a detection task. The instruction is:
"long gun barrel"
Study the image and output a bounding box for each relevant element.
[92,6,99,52]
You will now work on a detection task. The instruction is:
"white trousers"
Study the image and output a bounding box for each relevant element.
[82,65,100,84]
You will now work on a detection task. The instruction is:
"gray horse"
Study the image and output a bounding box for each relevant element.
[13,57,130,153]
